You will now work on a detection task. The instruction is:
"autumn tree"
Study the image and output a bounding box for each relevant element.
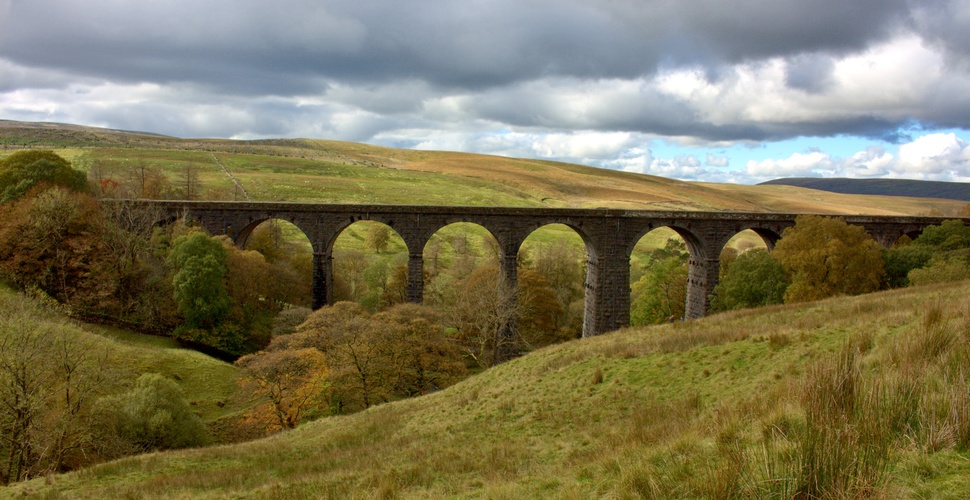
[235,348,329,431]
[709,249,788,312]
[0,187,122,313]
[372,304,467,396]
[243,221,312,308]
[0,150,87,204]
[773,215,884,303]
[447,266,521,368]
[0,295,108,484]
[515,267,568,347]
[274,302,466,414]
[121,160,170,199]
[365,224,391,254]
[527,239,586,336]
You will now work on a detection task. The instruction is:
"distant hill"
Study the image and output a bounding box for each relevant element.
[3,120,969,215]
[760,177,970,202]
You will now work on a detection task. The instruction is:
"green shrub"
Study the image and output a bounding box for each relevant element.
[105,373,208,451]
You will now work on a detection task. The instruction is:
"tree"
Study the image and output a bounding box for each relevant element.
[178,163,200,200]
[0,295,108,484]
[710,249,788,312]
[0,187,122,313]
[447,266,520,368]
[882,243,933,288]
[372,303,467,396]
[275,302,466,413]
[121,160,170,199]
[365,224,391,254]
[907,257,970,286]
[914,220,970,251]
[773,216,884,303]
[530,239,585,311]
[630,256,689,325]
[0,150,87,204]
[235,348,329,431]
[167,231,231,330]
[515,267,567,348]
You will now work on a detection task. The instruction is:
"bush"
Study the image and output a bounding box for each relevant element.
[104,373,208,451]
[710,249,787,312]
[882,244,933,288]
[908,258,970,287]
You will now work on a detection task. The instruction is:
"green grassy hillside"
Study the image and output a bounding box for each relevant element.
[0,285,240,436]
[3,120,968,215]
[6,280,970,498]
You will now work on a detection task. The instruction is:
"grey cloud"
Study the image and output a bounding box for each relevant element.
[911,0,970,64]
[785,54,836,93]
[1,0,968,152]
[0,0,915,95]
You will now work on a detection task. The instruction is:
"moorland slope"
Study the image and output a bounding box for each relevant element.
[2,120,967,215]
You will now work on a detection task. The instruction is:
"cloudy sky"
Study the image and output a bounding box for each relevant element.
[1,0,969,184]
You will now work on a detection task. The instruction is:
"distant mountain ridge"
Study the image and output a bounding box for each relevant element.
[760,177,970,202]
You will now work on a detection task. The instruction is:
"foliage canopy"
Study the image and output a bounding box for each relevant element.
[0,150,87,203]
[773,215,884,303]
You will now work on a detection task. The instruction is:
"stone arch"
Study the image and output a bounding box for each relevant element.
[235,218,315,309]
[721,229,772,257]
[745,227,784,251]
[422,221,519,361]
[230,216,316,250]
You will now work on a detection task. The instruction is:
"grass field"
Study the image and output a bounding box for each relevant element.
[5,280,970,498]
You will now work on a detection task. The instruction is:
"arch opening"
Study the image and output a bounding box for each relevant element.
[518,223,589,348]
[629,227,691,326]
[718,229,770,271]
[423,222,506,368]
[330,220,409,312]
[237,218,314,310]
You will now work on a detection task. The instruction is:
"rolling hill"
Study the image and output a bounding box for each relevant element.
[761,177,970,202]
[2,120,968,216]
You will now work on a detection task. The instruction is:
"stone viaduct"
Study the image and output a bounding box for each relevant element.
[125,200,960,338]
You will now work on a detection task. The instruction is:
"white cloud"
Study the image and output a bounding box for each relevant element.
[746,151,835,178]
[896,133,970,180]
[837,146,895,178]
[705,153,729,167]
